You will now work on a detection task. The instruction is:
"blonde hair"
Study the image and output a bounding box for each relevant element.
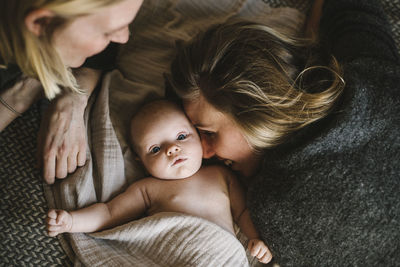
[167,20,345,152]
[0,0,124,99]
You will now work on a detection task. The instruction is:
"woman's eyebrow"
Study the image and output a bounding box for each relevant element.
[193,123,206,127]
[195,124,213,130]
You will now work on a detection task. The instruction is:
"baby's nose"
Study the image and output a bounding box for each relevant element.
[167,144,181,155]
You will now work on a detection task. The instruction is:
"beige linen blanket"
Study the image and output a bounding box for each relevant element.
[44,0,306,266]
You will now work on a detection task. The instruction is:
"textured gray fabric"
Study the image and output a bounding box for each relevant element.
[0,104,71,266]
[248,0,400,266]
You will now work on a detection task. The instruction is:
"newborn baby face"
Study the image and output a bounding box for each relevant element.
[131,101,203,179]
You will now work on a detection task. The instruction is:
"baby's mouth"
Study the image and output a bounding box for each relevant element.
[172,158,187,166]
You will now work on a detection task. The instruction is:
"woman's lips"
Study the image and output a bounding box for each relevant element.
[172,158,187,166]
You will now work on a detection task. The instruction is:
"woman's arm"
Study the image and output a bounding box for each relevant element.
[38,43,119,183]
[0,75,43,131]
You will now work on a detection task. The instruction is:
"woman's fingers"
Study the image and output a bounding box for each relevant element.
[38,92,87,183]
[55,151,68,179]
[42,149,56,184]
[259,251,272,264]
[67,150,78,174]
[77,142,87,167]
[39,105,69,183]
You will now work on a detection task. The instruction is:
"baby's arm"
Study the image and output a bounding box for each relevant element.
[46,179,150,236]
[226,170,272,264]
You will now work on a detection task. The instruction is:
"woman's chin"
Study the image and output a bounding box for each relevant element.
[64,57,87,68]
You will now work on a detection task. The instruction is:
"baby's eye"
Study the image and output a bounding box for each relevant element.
[177,133,187,140]
[150,146,160,154]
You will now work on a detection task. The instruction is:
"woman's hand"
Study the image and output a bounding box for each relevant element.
[38,67,101,184]
[37,91,88,184]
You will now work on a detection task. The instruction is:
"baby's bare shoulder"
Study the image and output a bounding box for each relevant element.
[126,176,160,191]
[199,165,235,181]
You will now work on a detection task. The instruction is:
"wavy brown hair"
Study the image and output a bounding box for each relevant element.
[167,20,345,152]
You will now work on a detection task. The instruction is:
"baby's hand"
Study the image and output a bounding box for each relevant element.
[247,238,272,264]
[46,209,73,237]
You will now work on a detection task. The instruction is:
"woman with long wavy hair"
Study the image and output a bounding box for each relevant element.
[167,0,400,265]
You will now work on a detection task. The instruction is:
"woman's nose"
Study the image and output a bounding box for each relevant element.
[110,27,130,44]
[201,138,215,159]
[167,144,181,156]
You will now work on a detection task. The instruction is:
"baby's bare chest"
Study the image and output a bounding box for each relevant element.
[149,175,230,217]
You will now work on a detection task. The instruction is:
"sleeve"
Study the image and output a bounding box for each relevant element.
[0,64,22,90]
[81,42,120,71]
[319,0,400,63]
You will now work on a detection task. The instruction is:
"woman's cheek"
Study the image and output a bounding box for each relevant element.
[85,38,111,58]
[94,41,110,56]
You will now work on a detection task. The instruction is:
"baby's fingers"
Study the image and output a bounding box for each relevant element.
[47,209,58,220]
[47,224,64,233]
[55,210,69,224]
[48,232,58,237]
[248,240,261,257]
[48,209,69,223]
[47,229,61,237]
[46,217,58,226]
[47,224,63,237]
[248,239,273,264]
[259,251,273,264]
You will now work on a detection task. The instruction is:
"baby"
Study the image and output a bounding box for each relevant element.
[46,99,272,264]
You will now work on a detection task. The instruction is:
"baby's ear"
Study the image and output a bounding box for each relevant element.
[132,150,142,163]
[134,155,141,162]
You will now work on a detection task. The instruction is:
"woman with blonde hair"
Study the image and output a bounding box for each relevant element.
[168,0,400,265]
[0,0,143,183]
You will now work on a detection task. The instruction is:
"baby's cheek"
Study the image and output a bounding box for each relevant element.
[147,158,167,177]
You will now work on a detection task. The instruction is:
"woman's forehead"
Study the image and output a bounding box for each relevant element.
[183,97,228,129]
